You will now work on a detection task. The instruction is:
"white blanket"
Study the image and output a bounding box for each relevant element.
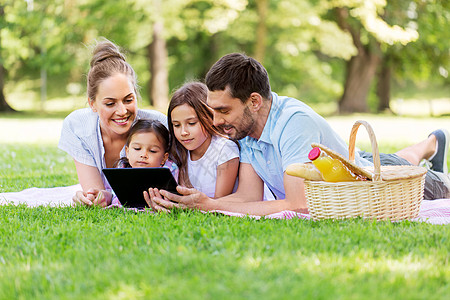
[0,185,81,207]
[1,185,450,225]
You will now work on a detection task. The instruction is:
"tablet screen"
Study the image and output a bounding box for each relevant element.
[103,167,179,208]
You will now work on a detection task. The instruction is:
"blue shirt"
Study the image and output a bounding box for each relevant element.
[239,92,372,200]
[58,108,167,189]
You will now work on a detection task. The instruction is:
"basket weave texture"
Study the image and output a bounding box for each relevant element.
[304,120,427,221]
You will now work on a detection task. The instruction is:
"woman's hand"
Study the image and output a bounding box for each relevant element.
[72,188,112,207]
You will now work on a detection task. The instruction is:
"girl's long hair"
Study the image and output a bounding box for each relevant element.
[167,82,222,187]
[114,119,170,168]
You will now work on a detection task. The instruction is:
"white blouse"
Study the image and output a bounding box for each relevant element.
[58,108,167,188]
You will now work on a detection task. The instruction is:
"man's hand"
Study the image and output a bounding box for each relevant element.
[144,186,211,212]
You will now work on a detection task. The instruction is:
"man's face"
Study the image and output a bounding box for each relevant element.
[206,88,256,141]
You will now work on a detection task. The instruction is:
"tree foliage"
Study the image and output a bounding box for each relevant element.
[0,0,448,112]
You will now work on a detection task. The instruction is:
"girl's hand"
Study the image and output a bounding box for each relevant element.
[157,186,209,210]
[143,188,171,213]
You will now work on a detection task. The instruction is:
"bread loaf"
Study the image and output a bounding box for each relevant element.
[286,163,323,181]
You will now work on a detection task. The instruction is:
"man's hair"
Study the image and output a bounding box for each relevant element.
[205,53,271,103]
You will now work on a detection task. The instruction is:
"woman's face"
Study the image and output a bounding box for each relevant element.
[170,104,210,157]
[126,132,168,168]
[89,73,137,138]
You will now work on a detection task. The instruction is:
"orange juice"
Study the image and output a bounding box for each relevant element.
[308,147,360,182]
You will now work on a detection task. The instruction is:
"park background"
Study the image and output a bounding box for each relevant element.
[0,0,448,116]
[1,1,450,299]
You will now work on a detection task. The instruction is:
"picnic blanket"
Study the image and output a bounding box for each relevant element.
[1,185,450,225]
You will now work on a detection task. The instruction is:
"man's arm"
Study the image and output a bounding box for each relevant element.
[147,163,308,216]
[217,162,264,202]
[214,157,240,198]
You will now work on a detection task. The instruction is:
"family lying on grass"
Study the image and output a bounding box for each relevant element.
[58,39,450,216]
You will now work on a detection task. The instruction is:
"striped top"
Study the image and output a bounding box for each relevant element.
[58,108,167,189]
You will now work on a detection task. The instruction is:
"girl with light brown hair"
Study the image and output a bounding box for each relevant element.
[166,82,239,198]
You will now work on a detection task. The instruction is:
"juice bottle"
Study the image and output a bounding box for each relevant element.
[308,147,360,182]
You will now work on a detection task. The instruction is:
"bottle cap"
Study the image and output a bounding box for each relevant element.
[308,147,321,160]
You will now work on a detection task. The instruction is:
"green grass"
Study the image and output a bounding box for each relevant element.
[0,144,78,192]
[1,119,449,299]
[1,205,449,300]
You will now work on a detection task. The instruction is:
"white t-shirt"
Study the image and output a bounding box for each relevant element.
[187,135,239,198]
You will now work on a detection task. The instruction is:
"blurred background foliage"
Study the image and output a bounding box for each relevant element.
[0,0,448,115]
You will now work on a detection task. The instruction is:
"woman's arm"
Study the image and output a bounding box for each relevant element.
[214,157,239,198]
[73,160,112,207]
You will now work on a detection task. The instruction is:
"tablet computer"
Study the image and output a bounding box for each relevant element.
[103,167,179,208]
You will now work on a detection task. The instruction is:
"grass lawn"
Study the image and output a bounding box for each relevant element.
[1,115,450,299]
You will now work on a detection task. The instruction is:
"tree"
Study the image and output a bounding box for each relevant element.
[377,0,450,112]
[0,4,15,112]
[1,0,89,112]
[330,0,418,113]
[136,0,248,109]
[335,6,381,113]
[254,0,268,63]
[243,0,357,104]
[148,20,169,111]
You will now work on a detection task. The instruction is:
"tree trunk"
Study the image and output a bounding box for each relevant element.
[376,58,391,113]
[254,0,268,63]
[148,21,169,111]
[0,65,14,112]
[335,7,381,114]
[0,5,15,112]
[338,50,380,113]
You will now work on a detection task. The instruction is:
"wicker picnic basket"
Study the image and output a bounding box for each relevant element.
[304,120,427,221]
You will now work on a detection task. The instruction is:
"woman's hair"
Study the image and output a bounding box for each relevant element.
[87,38,139,102]
[114,119,170,168]
[167,82,222,187]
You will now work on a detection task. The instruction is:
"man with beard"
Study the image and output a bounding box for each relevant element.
[144,53,449,215]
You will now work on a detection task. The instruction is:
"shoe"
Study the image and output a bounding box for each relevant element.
[428,129,449,173]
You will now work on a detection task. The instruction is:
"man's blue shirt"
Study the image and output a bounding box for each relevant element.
[239,92,372,200]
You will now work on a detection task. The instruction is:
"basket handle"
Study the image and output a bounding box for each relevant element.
[348,120,381,181]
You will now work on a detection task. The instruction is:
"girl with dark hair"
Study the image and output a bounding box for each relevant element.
[115,119,175,172]
[110,119,178,206]
[166,82,239,198]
